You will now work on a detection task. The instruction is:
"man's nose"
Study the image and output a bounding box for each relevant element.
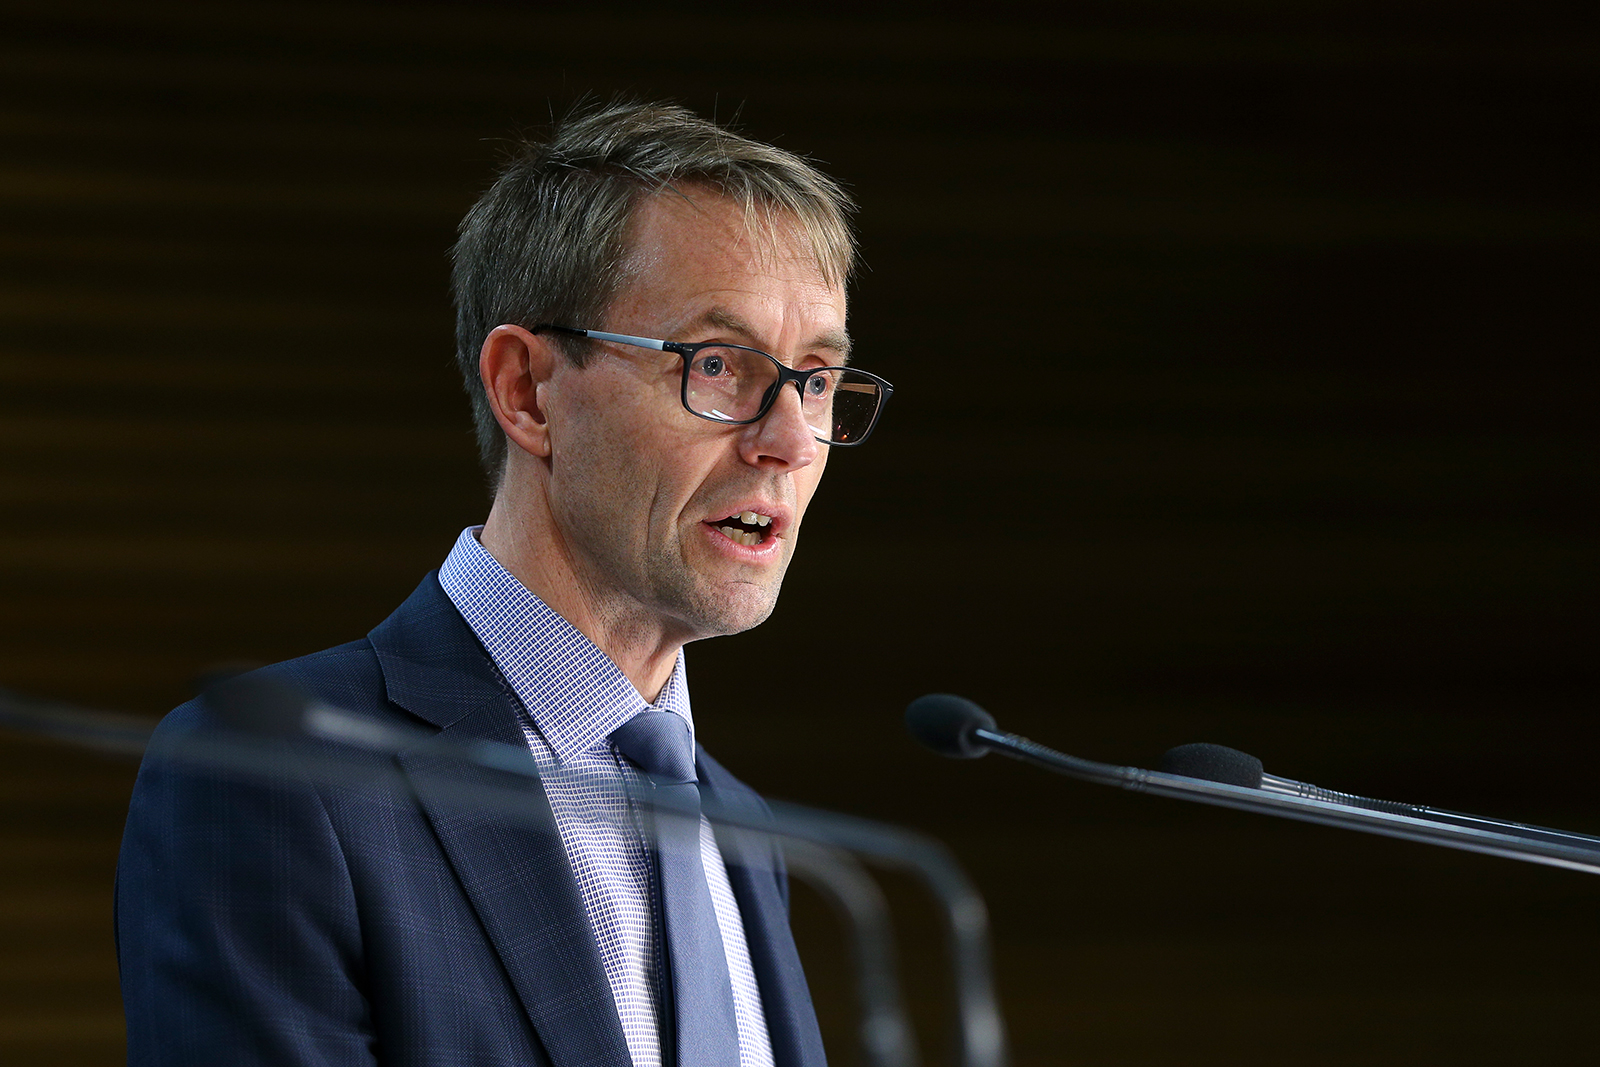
[739,380,819,470]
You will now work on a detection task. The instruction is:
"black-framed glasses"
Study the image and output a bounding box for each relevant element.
[532,324,894,446]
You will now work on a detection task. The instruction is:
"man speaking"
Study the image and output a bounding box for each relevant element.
[115,100,893,1067]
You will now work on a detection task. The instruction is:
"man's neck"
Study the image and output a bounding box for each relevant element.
[479,501,683,703]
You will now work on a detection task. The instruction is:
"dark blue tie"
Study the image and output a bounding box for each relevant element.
[611,710,741,1067]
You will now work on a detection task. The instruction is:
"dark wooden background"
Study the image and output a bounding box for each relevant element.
[2,2,1596,1064]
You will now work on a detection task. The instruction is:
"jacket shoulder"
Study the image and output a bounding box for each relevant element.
[159,569,464,737]
[155,637,389,739]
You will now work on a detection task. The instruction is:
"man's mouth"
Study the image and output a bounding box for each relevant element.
[708,510,774,548]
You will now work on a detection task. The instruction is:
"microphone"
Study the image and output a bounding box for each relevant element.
[904,694,1129,789]
[1157,743,1261,789]
[903,694,995,759]
[906,694,1600,878]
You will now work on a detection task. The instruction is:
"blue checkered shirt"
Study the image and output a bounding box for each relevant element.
[438,527,774,1067]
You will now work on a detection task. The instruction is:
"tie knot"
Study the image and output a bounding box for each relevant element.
[610,710,697,785]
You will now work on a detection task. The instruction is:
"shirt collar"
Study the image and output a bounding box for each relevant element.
[437,526,694,763]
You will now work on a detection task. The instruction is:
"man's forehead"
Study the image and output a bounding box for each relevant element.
[693,306,852,359]
[617,191,849,355]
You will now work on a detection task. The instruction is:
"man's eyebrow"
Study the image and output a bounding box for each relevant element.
[697,308,853,362]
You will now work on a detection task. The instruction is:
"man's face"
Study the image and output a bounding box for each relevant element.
[539,190,847,643]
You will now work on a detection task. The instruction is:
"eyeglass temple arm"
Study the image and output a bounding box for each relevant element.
[532,324,669,352]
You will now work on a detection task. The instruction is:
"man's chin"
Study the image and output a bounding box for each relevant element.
[672,579,782,641]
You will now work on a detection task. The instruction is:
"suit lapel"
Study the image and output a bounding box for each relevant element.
[371,575,632,1067]
[698,751,828,1067]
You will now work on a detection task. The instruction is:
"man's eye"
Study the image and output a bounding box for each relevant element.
[694,353,728,377]
[804,374,833,398]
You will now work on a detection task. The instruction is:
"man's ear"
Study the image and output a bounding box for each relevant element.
[479,324,558,459]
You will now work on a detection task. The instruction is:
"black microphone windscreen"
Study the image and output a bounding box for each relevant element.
[1158,742,1264,788]
[905,694,997,759]
[204,674,312,739]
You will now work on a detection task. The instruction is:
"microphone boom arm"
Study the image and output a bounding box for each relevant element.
[971,726,1600,878]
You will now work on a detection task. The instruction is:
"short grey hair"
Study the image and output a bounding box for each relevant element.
[451,99,858,488]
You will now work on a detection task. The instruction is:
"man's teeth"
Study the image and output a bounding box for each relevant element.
[711,511,773,547]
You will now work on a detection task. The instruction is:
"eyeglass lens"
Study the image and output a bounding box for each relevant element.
[685,348,884,443]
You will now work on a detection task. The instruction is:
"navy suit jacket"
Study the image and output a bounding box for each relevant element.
[116,573,826,1067]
